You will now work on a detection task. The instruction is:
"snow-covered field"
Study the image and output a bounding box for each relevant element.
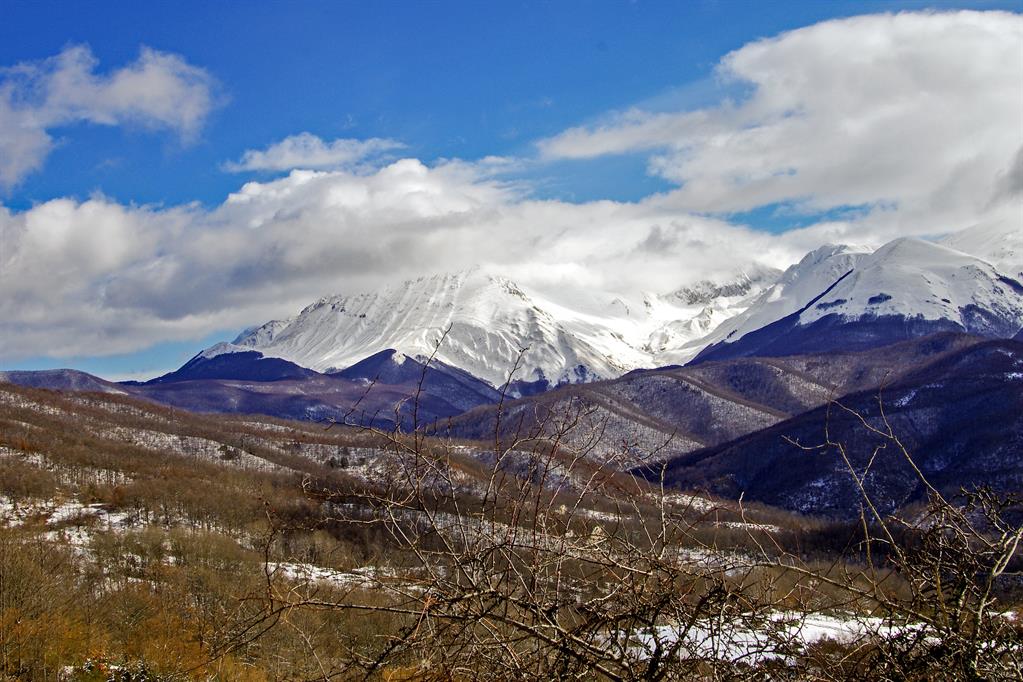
[0,496,137,555]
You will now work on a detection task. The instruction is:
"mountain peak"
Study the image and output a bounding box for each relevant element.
[667,265,782,307]
[868,236,963,264]
[939,219,1022,279]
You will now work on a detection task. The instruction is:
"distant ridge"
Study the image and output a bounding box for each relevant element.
[0,369,127,394]
[652,337,1023,519]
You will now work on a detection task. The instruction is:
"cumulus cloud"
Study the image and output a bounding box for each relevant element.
[540,11,1023,240]
[0,44,218,186]
[223,132,405,172]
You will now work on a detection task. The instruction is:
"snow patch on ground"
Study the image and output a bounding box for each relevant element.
[268,562,404,590]
[713,520,782,533]
[0,496,134,534]
[658,493,718,514]
[0,392,68,416]
[893,389,917,407]
[66,396,174,424]
[100,426,282,471]
[637,611,922,663]
[238,420,292,433]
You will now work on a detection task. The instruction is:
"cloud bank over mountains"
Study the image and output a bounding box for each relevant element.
[1,160,788,358]
[1,11,1020,361]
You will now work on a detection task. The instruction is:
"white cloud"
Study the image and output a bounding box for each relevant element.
[539,11,1023,240]
[0,45,218,187]
[0,159,793,360]
[223,132,405,172]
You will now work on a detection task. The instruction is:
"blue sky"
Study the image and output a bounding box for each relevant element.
[1,1,1020,378]
[4,0,1013,209]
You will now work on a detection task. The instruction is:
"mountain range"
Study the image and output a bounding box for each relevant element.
[219,264,781,391]
[168,225,1021,390]
[694,236,1023,362]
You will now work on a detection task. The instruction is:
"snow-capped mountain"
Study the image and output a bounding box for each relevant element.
[652,245,870,364]
[218,267,778,390]
[694,237,1023,362]
[688,243,874,350]
[795,238,1023,333]
[187,228,1022,390]
[228,269,635,389]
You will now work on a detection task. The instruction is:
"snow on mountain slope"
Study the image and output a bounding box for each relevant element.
[940,220,1022,280]
[644,265,781,358]
[798,238,1023,329]
[661,244,873,361]
[692,237,1023,362]
[232,269,637,389]
[227,267,779,390]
